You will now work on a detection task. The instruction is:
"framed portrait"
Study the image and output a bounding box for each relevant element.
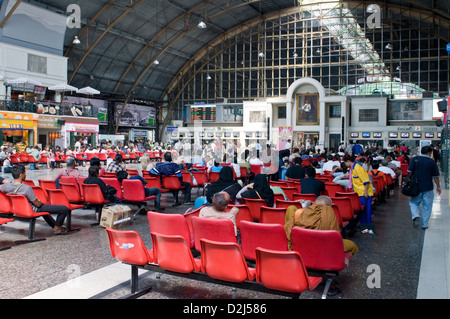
[296,93,319,125]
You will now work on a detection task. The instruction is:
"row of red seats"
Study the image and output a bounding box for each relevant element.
[107,210,351,299]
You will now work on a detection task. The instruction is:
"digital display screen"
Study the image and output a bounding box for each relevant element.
[362,132,370,138]
[207,132,214,137]
[373,132,382,138]
[246,132,253,137]
[425,133,434,138]
[187,132,194,137]
[199,132,205,137]
[389,132,398,138]
[190,105,216,122]
[216,132,222,137]
[233,132,240,137]
[412,132,421,138]
[224,132,231,137]
[350,132,359,138]
[400,132,409,138]
[255,132,262,138]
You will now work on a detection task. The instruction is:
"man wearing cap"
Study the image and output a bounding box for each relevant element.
[52,157,82,187]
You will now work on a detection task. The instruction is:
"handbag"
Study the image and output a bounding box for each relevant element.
[401,157,419,197]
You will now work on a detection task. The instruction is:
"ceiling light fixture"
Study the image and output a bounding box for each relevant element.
[73,36,81,45]
[206,74,211,80]
[154,60,160,65]
[293,52,298,58]
[198,21,207,29]
[385,43,392,50]
[258,52,265,58]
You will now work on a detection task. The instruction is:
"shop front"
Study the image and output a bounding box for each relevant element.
[37,114,64,147]
[62,117,99,150]
[0,111,38,146]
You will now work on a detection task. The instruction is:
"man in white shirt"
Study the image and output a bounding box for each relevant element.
[379,159,396,178]
[322,155,340,172]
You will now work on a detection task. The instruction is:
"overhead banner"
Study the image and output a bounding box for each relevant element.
[278,126,293,150]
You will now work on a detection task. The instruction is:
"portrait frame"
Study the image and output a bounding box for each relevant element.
[296,93,319,125]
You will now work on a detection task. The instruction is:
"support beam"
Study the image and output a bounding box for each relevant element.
[0,0,23,29]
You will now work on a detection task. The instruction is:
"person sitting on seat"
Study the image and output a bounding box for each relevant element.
[52,157,82,188]
[1,165,69,234]
[205,166,241,203]
[284,195,358,255]
[285,156,306,180]
[84,166,120,203]
[150,152,193,206]
[199,191,239,235]
[117,170,163,212]
[236,173,274,207]
[300,166,325,197]
[105,154,126,173]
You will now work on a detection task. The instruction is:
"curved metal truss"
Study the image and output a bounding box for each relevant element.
[160,0,450,135]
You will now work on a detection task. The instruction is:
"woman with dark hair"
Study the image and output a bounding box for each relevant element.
[237,173,274,207]
[206,166,241,203]
[105,154,126,173]
[343,154,375,234]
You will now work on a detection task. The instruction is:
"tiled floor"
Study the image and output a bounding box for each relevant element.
[0,163,448,300]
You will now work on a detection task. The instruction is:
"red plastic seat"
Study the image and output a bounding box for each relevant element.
[96,152,108,163]
[151,232,201,273]
[273,192,285,202]
[7,194,50,244]
[31,186,48,205]
[280,186,296,201]
[101,177,123,200]
[241,198,266,222]
[275,199,303,210]
[0,191,12,214]
[191,216,237,252]
[250,164,263,176]
[38,179,57,198]
[269,181,288,187]
[22,180,36,187]
[126,169,139,177]
[192,171,208,186]
[105,228,154,297]
[59,176,82,194]
[161,175,183,190]
[291,227,351,299]
[401,163,409,177]
[60,182,84,203]
[293,193,317,202]
[330,197,355,221]
[324,183,345,197]
[208,171,220,183]
[200,238,256,283]
[331,204,347,228]
[259,206,287,225]
[239,221,288,261]
[255,247,322,295]
[122,179,156,218]
[82,183,109,225]
[47,189,83,232]
[225,204,253,230]
[148,211,194,248]
[145,177,169,193]
[335,192,362,212]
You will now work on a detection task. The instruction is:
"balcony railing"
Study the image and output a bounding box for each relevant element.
[0,100,94,118]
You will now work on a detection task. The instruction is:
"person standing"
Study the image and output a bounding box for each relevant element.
[407,146,441,229]
[343,154,374,234]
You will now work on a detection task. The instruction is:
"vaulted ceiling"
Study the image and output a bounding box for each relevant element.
[23,0,450,104]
